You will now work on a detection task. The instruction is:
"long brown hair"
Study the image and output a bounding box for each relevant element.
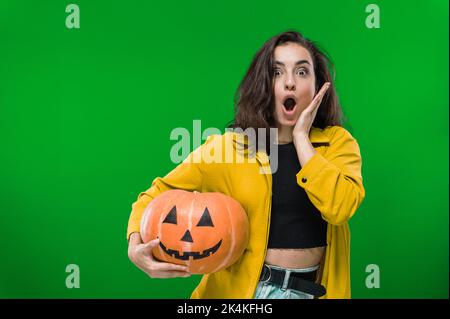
[228,30,345,152]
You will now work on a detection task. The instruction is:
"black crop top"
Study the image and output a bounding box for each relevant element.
[267,142,328,249]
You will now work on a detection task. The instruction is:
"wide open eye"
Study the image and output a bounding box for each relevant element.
[297,67,309,76]
[196,207,214,227]
[162,206,177,224]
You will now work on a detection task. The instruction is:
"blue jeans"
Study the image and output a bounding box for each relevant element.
[253,264,319,299]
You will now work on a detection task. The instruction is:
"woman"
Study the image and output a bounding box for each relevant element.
[127,30,365,299]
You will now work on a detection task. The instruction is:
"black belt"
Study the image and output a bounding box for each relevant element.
[259,264,326,298]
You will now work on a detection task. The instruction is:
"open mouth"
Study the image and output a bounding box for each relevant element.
[159,240,222,260]
[283,97,297,111]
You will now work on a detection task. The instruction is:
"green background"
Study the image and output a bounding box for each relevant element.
[0,0,448,298]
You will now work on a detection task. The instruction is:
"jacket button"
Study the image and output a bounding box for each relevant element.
[301,177,307,183]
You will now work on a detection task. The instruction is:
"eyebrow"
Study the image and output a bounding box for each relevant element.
[274,60,311,67]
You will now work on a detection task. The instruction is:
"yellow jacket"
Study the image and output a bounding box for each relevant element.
[126,125,365,299]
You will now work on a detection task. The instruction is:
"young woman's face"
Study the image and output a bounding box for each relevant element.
[272,42,316,127]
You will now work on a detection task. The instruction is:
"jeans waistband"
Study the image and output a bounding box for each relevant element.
[265,263,320,273]
[260,263,324,295]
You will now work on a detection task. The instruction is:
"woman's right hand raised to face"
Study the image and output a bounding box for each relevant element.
[128,233,191,278]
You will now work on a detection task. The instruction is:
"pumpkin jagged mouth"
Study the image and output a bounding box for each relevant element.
[159,239,222,260]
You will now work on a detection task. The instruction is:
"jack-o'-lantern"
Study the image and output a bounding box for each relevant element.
[140,189,249,274]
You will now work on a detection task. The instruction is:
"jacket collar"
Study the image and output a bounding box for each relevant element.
[227,126,330,147]
[226,127,329,173]
[309,126,330,144]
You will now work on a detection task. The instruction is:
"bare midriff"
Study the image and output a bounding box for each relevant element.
[264,246,326,269]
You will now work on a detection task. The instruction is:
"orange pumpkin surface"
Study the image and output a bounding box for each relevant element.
[140,190,250,274]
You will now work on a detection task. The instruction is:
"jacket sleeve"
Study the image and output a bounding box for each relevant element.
[126,143,205,241]
[296,127,365,225]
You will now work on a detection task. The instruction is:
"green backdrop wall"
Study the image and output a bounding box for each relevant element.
[0,0,448,298]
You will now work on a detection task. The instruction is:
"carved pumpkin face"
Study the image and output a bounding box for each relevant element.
[140,190,249,274]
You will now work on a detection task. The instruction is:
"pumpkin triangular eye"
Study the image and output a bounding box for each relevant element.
[162,206,177,224]
[196,207,214,227]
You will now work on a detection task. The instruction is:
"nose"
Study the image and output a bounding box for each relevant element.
[180,229,194,243]
[284,75,296,91]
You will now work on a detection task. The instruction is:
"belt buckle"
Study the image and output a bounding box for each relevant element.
[260,264,272,283]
